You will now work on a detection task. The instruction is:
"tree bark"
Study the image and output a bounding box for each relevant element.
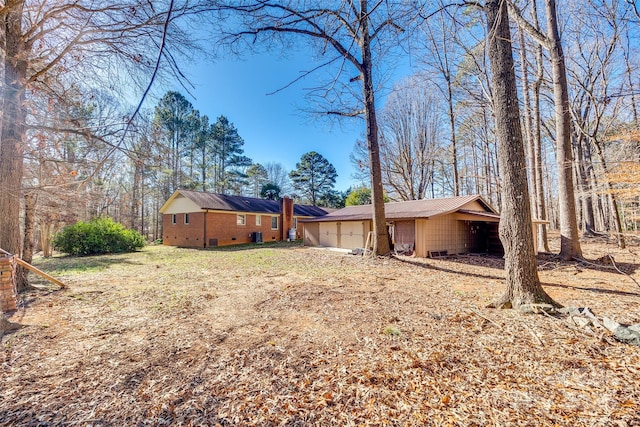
[361,0,391,255]
[1,1,28,290]
[518,28,537,214]
[574,134,596,234]
[531,32,550,251]
[447,81,460,197]
[592,137,626,248]
[545,0,582,260]
[484,0,558,309]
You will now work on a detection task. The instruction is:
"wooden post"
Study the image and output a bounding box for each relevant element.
[0,247,66,289]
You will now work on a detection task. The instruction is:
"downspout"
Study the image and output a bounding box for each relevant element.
[203,211,207,248]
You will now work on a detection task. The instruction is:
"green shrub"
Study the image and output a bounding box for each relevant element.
[53,217,145,256]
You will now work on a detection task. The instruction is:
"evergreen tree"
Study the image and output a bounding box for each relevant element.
[211,115,251,194]
[289,151,337,206]
[260,183,281,200]
[192,114,215,192]
[154,91,196,196]
[247,163,269,197]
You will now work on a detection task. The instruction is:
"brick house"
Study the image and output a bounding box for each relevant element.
[159,190,331,248]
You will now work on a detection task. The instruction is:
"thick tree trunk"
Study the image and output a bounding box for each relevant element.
[361,1,390,256]
[484,0,557,309]
[545,0,582,260]
[518,28,537,215]
[1,2,28,290]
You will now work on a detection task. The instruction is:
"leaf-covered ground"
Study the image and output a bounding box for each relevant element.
[1,235,639,426]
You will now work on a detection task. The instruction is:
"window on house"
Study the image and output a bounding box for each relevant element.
[271,216,278,230]
[184,213,189,225]
[237,214,246,225]
[293,218,298,229]
[172,214,177,225]
[256,215,262,226]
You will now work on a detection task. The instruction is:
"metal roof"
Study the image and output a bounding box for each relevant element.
[302,195,498,222]
[161,190,331,217]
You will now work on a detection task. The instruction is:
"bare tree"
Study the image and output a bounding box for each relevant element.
[0,0,197,289]
[378,76,445,201]
[264,162,293,196]
[566,0,629,248]
[419,4,462,196]
[508,0,583,260]
[214,0,412,255]
[483,0,557,308]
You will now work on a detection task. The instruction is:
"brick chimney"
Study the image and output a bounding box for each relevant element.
[280,197,294,240]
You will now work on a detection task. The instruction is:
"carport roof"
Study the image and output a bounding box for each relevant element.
[301,195,498,222]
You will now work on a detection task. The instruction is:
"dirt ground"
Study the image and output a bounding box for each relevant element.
[1,234,639,426]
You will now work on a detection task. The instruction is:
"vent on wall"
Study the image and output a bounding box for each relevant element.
[209,238,218,247]
[428,250,448,258]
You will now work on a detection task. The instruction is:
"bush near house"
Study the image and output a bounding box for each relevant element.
[53,217,145,256]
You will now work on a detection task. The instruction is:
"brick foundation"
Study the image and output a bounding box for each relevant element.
[0,255,17,312]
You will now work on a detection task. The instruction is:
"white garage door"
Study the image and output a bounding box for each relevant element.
[339,221,365,249]
[319,222,339,247]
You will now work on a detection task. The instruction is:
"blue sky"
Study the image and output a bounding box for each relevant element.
[170,49,404,192]
[173,51,362,191]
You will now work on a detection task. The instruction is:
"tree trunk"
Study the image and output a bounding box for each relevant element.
[360,0,390,256]
[484,0,557,309]
[592,137,626,248]
[531,38,550,251]
[545,0,582,260]
[518,27,537,215]
[446,80,460,196]
[22,192,36,265]
[574,134,596,234]
[1,1,28,290]
[527,0,550,251]
[131,160,141,230]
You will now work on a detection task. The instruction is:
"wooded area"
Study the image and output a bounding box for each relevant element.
[1,1,639,300]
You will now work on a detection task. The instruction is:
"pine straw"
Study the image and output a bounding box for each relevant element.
[1,236,639,426]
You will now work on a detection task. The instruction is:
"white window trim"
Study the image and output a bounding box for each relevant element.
[237,214,246,225]
[172,214,177,225]
[184,213,190,225]
[271,216,278,230]
[256,215,262,226]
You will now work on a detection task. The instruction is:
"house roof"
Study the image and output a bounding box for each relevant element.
[301,195,498,222]
[160,190,331,217]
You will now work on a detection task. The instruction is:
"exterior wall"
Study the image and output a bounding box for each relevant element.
[205,212,280,247]
[161,194,202,214]
[163,211,282,248]
[163,212,206,247]
[459,200,488,212]
[415,215,470,257]
[303,222,320,246]
[293,218,311,240]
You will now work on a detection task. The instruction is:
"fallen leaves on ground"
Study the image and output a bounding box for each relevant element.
[1,234,639,426]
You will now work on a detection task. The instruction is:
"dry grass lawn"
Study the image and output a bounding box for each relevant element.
[1,235,639,426]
